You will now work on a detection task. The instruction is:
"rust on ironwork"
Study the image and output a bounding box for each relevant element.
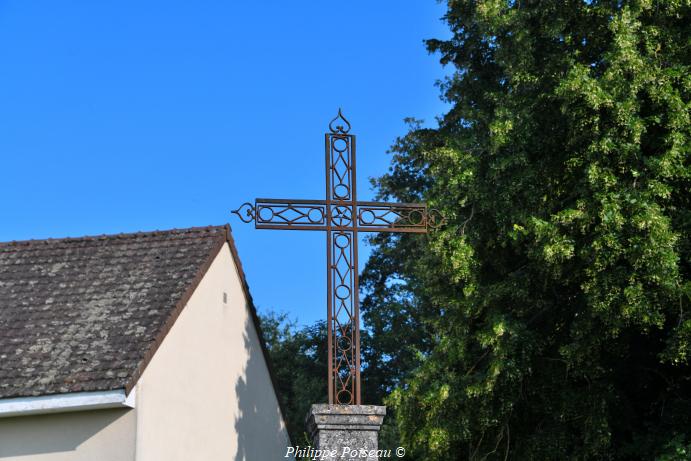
[232,199,442,233]
[232,111,444,405]
[231,202,256,223]
[328,108,351,134]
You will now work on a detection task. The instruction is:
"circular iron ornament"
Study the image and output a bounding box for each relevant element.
[331,206,352,226]
[333,184,350,200]
[359,209,376,225]
[428,209,446,228]
[336,390,353,405]
[334,233,350,249]
[335,284,351,300]
[231,203,256,223]
[337,335,351,352]
[328,109,351,134]
[308,207,324,224]
[407,209,424,225]
[332,137,348,152]
[257,206,274,222]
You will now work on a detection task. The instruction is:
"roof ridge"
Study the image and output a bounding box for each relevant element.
[0,225,229,248]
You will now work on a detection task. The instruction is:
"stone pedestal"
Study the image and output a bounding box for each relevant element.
[306,404,386,461]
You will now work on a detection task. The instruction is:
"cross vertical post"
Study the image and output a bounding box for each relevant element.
[232,110,443,405]
[325,121,360,405]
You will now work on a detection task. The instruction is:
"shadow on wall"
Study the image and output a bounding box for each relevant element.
[0,408,130,458]
[234,307,291,461]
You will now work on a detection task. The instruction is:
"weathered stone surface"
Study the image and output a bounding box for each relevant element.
[306,404,386,461]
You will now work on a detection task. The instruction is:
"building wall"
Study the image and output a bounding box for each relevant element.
[133,243,291,460]
[0,408,135,461]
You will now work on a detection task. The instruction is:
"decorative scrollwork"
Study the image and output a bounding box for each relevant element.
[328,132,352,201]
[355,204,447,231]
[230,112,447,406]
[356,205,426,230]
[328,108,351,134]
[256,202,326,226]
[330,205,353,227]
[232,202,256,223]
[330,230,356,405]
[427,208,446,228]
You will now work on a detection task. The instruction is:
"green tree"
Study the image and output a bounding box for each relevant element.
[259,311,389,447]
[361,1,691,459]
[259,309,404,450]
[259,311,327,443]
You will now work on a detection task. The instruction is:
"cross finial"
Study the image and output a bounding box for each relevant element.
[328,108,351,134]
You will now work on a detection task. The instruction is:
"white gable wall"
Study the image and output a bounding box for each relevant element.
[133,242,291,460]
[0,408,135,460]
[0,241,290,461]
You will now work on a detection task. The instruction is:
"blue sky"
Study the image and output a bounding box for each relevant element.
[0,1,450,326]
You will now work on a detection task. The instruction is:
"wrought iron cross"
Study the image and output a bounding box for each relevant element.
[232,110,442,405]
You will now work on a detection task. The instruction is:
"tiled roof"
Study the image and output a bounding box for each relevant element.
[0,225,229,399]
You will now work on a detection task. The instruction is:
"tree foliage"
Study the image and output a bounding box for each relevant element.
[259,311,327,443]
[361,1,690,459]
[259,311,390,447]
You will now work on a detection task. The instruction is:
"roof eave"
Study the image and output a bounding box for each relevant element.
[0,388,136,419]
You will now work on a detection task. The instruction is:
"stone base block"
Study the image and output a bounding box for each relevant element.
[306,404,386,461]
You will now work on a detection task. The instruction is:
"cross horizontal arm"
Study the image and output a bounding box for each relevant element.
[232,199,444,233]
[355,202,444,233]
[233,199,327,230]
